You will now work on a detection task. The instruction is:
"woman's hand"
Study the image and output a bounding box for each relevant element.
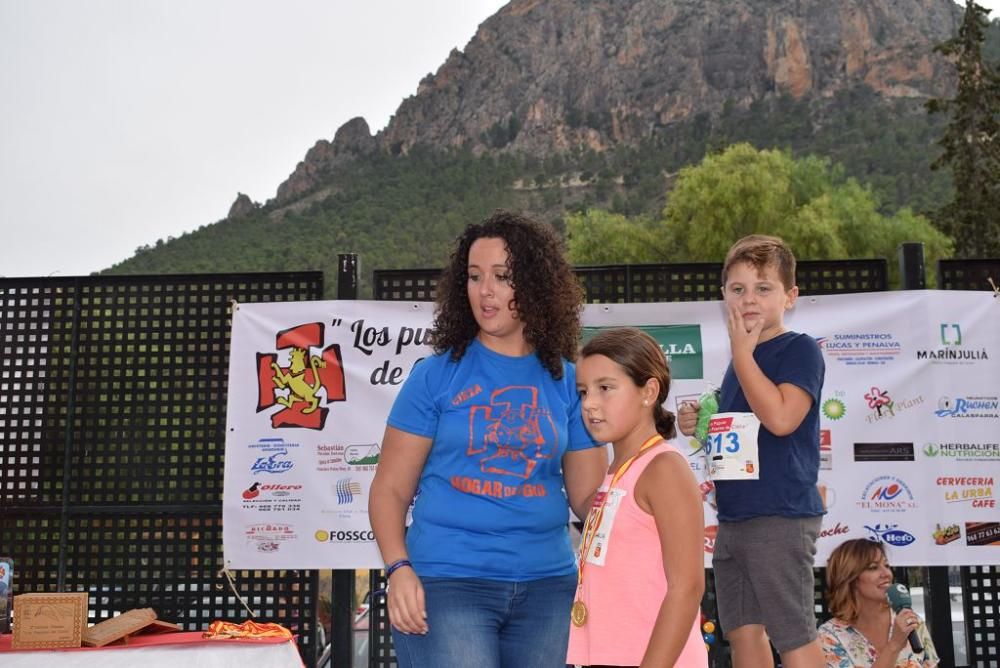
[386,567,428,634]
[888,609,920,654]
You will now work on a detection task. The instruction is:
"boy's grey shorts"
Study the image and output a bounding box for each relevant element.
[712,515,822,654]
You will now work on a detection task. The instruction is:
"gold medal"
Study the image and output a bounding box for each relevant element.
[571,599,588,627]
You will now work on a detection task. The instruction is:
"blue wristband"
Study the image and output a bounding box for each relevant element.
[385,558,412,578]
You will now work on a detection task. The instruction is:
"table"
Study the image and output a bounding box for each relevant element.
[0,631,304,667]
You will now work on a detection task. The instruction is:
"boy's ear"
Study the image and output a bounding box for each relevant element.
[784,285,800,309]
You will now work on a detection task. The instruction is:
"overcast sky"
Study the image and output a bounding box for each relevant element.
[1,0,996,278]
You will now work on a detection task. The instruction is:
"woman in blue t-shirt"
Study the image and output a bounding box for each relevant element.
[368,210,607,668]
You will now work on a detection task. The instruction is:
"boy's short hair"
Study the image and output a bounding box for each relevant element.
[722,234,796,289]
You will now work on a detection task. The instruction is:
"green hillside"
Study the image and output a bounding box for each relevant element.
[106,90,952,298]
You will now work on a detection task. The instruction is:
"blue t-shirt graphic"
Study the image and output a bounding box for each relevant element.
[387,338,599,580]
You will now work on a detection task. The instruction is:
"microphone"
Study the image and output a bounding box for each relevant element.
[886,583,924,654]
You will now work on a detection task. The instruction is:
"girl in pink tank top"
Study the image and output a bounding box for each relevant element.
[568,327,708,668]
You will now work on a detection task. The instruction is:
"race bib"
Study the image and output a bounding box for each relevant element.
[706,412,760,480]
[582,486,627,566]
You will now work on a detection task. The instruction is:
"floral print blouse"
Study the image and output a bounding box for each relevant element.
[818,610,939,668]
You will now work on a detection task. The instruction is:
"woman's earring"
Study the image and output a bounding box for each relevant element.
[643,400,649,406]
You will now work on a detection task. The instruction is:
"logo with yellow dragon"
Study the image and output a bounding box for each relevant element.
[256,322,346,429]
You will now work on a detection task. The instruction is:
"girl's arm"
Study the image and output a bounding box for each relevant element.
[368,425,433,634]
[634,451,705,667]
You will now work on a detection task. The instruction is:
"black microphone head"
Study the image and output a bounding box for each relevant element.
[886,582,912,612]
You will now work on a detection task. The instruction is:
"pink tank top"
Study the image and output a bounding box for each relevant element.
[566,441,708,667]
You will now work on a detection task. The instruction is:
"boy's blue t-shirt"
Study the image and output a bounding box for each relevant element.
[715,331,825,522]
[387,338,599,580]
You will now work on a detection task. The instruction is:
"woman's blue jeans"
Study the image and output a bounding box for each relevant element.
[390,574,576,668]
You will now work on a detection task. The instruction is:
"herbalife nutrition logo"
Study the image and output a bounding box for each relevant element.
[924,441,1000,461]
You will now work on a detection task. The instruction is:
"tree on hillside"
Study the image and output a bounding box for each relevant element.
[568,144,953,285]
[926,0,1000,257]
[565,210,671,265]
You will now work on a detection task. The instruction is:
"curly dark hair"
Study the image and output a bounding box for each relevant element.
[432,209,584,379]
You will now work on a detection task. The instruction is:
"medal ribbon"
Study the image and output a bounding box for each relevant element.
[576,434,663,591]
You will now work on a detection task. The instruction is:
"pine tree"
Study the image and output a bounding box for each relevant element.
[926,1,1000,257]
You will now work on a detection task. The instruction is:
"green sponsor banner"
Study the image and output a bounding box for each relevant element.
[581,325,703,379]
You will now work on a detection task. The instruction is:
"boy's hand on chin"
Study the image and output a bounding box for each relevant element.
[727,304,764,356]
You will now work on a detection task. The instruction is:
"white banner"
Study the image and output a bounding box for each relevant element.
[223,291,999,569]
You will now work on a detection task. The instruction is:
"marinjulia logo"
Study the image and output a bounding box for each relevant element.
[916,323,989,365]
[934,396,1000,419]
[255,322,347,430]
[865,523,915,547]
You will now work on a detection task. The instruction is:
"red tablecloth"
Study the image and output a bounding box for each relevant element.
[0,631,303,667]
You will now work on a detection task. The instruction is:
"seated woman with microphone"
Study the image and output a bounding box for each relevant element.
[818,538,939,668]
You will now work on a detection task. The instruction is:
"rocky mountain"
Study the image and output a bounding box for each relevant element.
[266,0,962,209]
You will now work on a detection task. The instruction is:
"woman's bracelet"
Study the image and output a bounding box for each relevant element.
[385,558,413,578]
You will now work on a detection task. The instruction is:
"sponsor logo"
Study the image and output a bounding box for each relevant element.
[934,396,1000,419]
[932,523,961,545]
[861,388,925,423]
[254,321,347,430]
[345,443,381,467]
[853,442,915,462]
[249,437,301,451]
[314,529,376,543]
[819,522,850,540]
[316,443,346,471]
[704,525,718,554]
[250,449,294,475]
[820,429,832,470]
[915,323,990,365]
[865,523,916,547]
[243,482,303,497]
[923,442,1000,461]
[585,325,704,379]
[857,476,917,512]
[965,522,1000,546]
[243,523,297,552]
[335,478,363,504]
[822,398,846,421]
[936,476,995,508]
[816,332,901,366]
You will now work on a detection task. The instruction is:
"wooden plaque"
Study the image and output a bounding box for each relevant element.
[82,608,157,647]
[11,592,88,649]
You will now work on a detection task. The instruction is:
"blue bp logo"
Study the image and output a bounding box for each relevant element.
[865,523,916,546]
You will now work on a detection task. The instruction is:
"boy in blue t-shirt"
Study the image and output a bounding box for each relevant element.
[679,234,825,668]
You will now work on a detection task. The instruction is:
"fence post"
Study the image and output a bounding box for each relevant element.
[338,253,360,300]
[331,254,359,667]
[897,242,925,290]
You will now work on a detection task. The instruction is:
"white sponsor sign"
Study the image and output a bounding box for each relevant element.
[223,291,999,568]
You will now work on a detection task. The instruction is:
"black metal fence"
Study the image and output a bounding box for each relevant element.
[2,256,997,668]
[0,272,324,665]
